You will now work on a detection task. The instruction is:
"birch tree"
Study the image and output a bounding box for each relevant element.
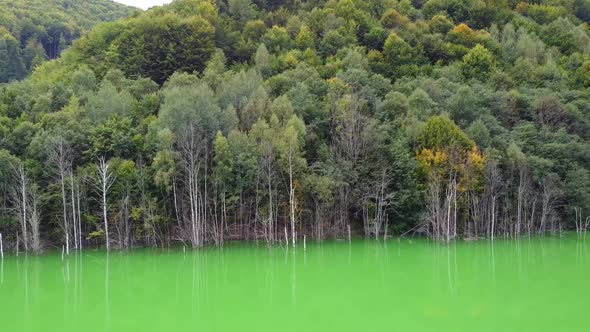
[94,157,115,250]
[27,184,41,252]
[507,143,528,236]
[250,117,279,244]
[11,161,28,252]
[417,116,485,241]
[278,115,306,247]
[48,138,73,254]
[157,78,225,247]
[8,159,42,253]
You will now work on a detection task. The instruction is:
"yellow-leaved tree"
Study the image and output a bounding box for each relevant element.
[417,115,485,241]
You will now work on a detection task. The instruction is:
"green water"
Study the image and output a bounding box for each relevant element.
[0,235,588,332]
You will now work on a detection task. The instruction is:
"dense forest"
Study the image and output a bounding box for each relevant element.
[0,0,589,253]
[0,0,138,83]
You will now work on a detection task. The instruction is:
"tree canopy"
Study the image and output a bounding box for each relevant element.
[0,0,138,82]
[0,0,590,251]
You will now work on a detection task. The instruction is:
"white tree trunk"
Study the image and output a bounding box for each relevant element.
[96,157,115,251]
[28,185,41,253]
[289,143,296,248]
[61,174,69,255]
[21,166,28,251]
[48,139,73,255]
[70,174,78,250]
[12,163,29,252]
[102,177,109,250]
[77,181,83,250]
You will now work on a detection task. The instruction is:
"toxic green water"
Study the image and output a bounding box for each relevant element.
[0,235,589,332]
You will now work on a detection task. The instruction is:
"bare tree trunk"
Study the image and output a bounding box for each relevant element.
[348,224,351,242]
[574,207,582,234]
[48,139,73,255]
[61,174,69,254]
[268,162,273,244]
[28,185,41,253]
[70,173,78,250]
[426,181,441,240]
[178,126,206,248]
[188,169,196,247]
[122,194,130,249]
[314,200,322,240]
[452,174,458,239]
[284,226,288,246]
[529,197,537,236]
[516,168,526,237]
[12,163,29,252]
[221,187,227,245]
[445,175,453,242]
[204,147,209,245]
[173,179,180,227]
[21,166,28,251]
[538,179,559,234]
[77,175,84,250]
[491,195,496,240]
[289,142,296,248]
[95,157,115,251]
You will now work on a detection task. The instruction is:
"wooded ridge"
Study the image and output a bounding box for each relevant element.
[0,0,589,253]
[0,0,138,82]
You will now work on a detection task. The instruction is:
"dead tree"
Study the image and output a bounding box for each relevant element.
[11,162,29,252]
[69,169,82,249]
[287,138,297,247]
[334,93,372,237]
[48,138,73,254]
[177,125,207,248]
[362,170,394,239]
[94,157,116,250]
[27,184,41,253]
[425,180,442,240]
[574,208,590,233]
[539,176,561,234]
[9,162,42,253]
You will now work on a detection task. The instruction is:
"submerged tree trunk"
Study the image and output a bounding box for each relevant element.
[70,173,78,250]
[77,173,85,250]
[28,184,41,253]
[48,139,73,255]
[12,163,29,252]
[96,157,115,251]
[10,162,42,253]
[288,141,296,248]
[177,125,208,248]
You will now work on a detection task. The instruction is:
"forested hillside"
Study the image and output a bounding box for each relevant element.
[1,0,590,252]
[0,0,139,82]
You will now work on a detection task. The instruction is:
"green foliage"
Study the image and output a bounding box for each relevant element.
[0,28,27,82]
[419,115,474,150]
[89,117,138,159]
[516,3,569,25]
[114,14,216,84]
[461,44,495,80]
[159,78,224,137]
[86,80,134,123]
[383,33,421,79]
[0,0,137,82]
[0,0,589,248]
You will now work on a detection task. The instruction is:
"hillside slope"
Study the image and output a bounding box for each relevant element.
[0,0,139,82]
[0,0,589,250]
